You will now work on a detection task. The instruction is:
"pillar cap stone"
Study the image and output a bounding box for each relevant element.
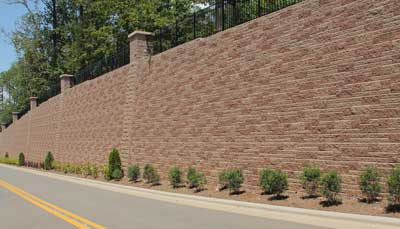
[29,96,38,100]
[60,74,74,79]
[12,112,19,115]
[128,31,154,41]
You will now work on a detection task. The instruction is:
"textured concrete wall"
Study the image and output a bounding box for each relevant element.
[123,0,400,193]
[0,65,129,164]
[0,0,399,194]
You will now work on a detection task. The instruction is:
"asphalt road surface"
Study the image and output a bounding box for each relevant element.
[0,165,326,229]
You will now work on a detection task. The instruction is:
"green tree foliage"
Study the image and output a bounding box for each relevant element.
[359,166,381,203]
[299,166,321,197]
[186,167,206,192]
[127,164,140,182]
[44,151,54,170]
[168,166,182,188]
[108,148,122,180]
[18,152,25,166]
[387,167,400,206]
[260,168,288,197]
[320,171,342,204]
[218,169,244,194]
[143,164,160,185]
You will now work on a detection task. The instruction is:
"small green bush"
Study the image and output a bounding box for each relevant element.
[359,166,381,203]
[387,167,400,206]
[102,165,111,181]
[218,171,230,190]
[168,166,182,188]
[127,164,140,182]
[260,168,288,197]
[107,148,122,180]
[219,169,244,194]
[112,168,123,180]
[143,164,160,185]
[5,152,9,158]
[187,167,206,192]
[82,163,91,177]
[44,152,54,170]
[320,171,342,204]
[299,166,321,197]
[128,164,140,182]
[90,164,99,178]
[18,153,25,166]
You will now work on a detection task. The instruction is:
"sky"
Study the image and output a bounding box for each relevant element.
[0,2,27,73]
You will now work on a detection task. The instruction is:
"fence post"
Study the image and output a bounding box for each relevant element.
[29,97,38,110]
[175,20,179,46]
[60,74,74,93]
[193,12,196,39]
[216,0,224,32]
[128,31,154,64]
[222,0,225,31]
[158,29,163,53]
[12,112,19,123]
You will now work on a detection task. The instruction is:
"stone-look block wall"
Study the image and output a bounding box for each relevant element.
[0,65,129,164]
[125,0,400,193]
[0,0,399,194]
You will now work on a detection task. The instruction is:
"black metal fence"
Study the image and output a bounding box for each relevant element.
[73,46,129,85]
[37,81,61,104]
[154,0,303,54]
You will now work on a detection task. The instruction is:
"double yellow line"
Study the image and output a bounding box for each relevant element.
[0,179,106,229]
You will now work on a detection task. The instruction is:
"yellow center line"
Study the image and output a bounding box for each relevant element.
[0,179,106,229]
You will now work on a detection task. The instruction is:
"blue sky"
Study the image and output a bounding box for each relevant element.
[0,2,27,73]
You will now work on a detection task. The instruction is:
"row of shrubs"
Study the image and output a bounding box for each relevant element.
[0,152,24,166]
[3,151,400,207]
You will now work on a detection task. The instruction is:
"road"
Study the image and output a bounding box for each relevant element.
[0,165,327,229]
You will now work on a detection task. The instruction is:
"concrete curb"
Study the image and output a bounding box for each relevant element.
[2,164,400,228]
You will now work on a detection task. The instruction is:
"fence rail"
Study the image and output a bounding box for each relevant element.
[154,0,303,54]
[37,81,61,104]
[73,46,130,85]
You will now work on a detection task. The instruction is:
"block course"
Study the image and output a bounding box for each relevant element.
[1,0,399,195]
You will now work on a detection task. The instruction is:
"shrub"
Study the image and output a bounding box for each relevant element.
[219,169,244,194]
[143,164,160,185]
[107,149,122,180]
[112,168,123,180]
[127,164,140,182]
[168,166,182,188]
[82,163,91,177]
[320,171,342,204]
[260,168,288,197]
[53,161,62,171]
[218,171,229,190]
[5,152,8,158]
[359,166,381,203]
[90,164,99,178]
[102,165,111,181]
[18,153,25,166]
[187,167,207,192]
[0,157,18,165]
[387,167,400,206]
[44,152,54,170]
[299,166,321,197]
